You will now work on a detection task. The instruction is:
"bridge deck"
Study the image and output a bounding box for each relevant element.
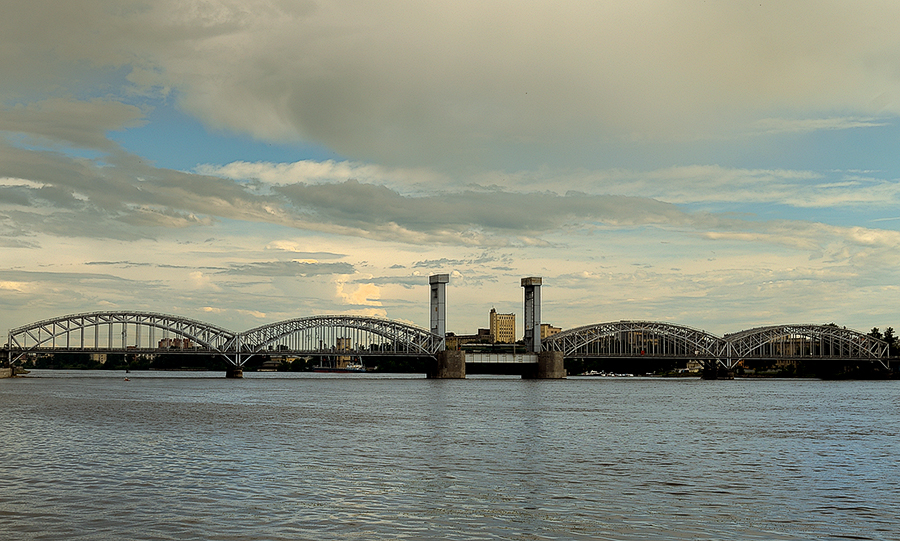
[467,353,539,364]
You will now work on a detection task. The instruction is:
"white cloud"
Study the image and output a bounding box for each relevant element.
[752,117,890,135]
[336,280,382,307]
[189,271,220,291]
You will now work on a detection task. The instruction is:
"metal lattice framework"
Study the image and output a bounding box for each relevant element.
[237,315,444,363]
[6,312,445,367]
[6,311,237,363]
[545,320,724,359]
[544,321,890,369]
[6,312,889,370]
[722,324,889,369]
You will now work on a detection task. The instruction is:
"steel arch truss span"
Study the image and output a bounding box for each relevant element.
[723,325,889,369]
[237,315,445,364]
[545,321,724,360]
[7,311,237,363]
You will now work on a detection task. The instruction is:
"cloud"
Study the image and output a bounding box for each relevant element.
[336,281,382,307]
[223,260,355,277]
[0,280,35,293]
[202,306,267,320]
[208,160,900,212]
[198,160,445,193]
[3,1,900,338]
[0,99,145,150]
[273,179,698,245]
[752,117,890,135]
[5,2,900,170]
[189,271,220,291]
[263,240,345,258]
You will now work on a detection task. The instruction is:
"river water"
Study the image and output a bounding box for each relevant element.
[0,370,897,540]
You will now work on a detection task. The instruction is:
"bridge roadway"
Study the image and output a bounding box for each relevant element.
[4,311,891,374]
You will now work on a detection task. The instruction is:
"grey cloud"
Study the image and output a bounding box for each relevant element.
[0,99,145,150]
[5,2,900,172]
[1,133,712,244]
[353,275,428,288]
[0,234,38,249]
[412,253,509,269]
[0,186,32,207]
[0,269,141,284]
[291,252,346,260]
[84,261,219,271]
[3,209,151,241]
[85,261,156,267]
[275,179,695,241]
[223,260,355,277]
[0,140,287,238]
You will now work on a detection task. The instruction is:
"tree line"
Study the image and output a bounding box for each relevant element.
[867,326,898,357]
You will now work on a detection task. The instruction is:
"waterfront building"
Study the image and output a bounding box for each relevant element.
[445,329,491,350]
[540,323,561,339]
[489,308,516,343]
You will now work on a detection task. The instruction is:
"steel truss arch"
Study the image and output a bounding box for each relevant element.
[7,311,237,363]
[545,320,724,359]
[723,324,889,368]
[237,315,445,360]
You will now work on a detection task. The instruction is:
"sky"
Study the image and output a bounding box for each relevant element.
[3,0,900,340]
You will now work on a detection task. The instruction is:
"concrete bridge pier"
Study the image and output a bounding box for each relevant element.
[523,351,566,379]
[226,366,243,378]
[428,350,466,379]
[701,361,734,380]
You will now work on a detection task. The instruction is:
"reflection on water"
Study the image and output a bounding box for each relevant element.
[1,371,897,540]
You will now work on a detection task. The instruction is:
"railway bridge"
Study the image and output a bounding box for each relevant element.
[543,321,889,377]
[3,276,891,378]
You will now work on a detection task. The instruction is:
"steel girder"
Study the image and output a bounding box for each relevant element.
[722,324,889,368]
[237,315,445,358]
[8,312,888,370]
[545,320,724,360]
[544,321,890,370]
[6,312,444,368]
[6,311,237,363]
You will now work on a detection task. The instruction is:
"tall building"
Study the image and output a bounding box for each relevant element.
[489,308,516,343]
[336,337,352,368]
[541,323,562,339]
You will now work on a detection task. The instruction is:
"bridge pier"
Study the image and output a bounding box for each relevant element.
[701,362,734,380]
[225,366,243,378]
[428,350,466,379]
[523,351,566,379]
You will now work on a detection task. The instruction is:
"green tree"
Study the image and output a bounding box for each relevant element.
[883,327,897,357]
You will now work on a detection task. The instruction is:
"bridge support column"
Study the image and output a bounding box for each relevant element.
[429,274,449,338]
[521,277,542,353]
[701,362,733,380]
[225,366,243,378]
[428,350,466,379]
[523,351,566,379]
